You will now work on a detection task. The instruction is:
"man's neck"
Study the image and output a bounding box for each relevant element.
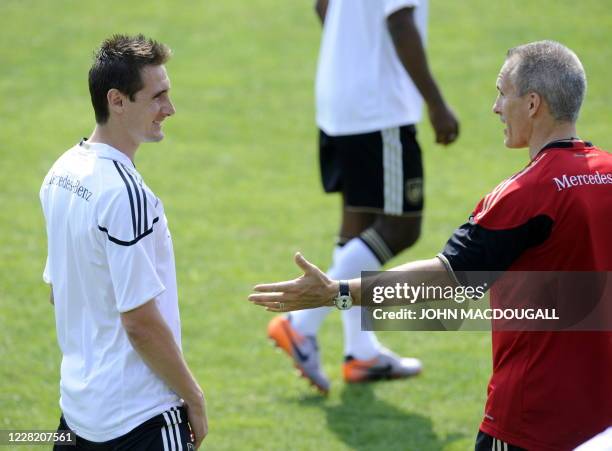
[528,121,578,159]
[88,124,138,162]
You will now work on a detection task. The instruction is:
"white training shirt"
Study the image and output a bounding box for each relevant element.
[40,140,182,441]
[315,0,428,136]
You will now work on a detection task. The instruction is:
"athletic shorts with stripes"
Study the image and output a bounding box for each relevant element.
[53,406,194,451]
[319,124,423,216]
[475,430,526,451]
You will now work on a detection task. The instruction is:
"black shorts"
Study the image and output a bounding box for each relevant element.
[319,124,423,216]
[474,430,526,451]
[53,406,194,451]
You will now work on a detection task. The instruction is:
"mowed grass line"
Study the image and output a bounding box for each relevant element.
[0,1,610,450]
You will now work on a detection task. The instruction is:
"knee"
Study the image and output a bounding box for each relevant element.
[401,221,421,248]
[387,222,421,253]
[358,218,421,265]
[375,216,422,255]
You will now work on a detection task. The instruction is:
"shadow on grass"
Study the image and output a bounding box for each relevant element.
[301,384,464,451]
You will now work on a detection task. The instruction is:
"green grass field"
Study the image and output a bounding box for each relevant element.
[1,1,610,449]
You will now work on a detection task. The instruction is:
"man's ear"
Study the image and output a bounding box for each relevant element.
[107,89,125,116]
[527,92,542,118]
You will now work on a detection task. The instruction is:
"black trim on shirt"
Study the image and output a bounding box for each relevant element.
[113,161,138,239]
[140,184,148,231]
[441,215,553,287]
[98,217,160,246]
[120,163,143,237]
[538,139,593,155]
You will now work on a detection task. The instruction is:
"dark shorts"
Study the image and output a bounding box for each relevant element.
[319,124,424,216]
[53,406,194,451]
[474,430,526,451]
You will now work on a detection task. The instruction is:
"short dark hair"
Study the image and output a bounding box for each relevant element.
[88,34,171,124]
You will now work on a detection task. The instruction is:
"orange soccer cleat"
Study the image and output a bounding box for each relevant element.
[267,315,330,394]
[343,348,422,383]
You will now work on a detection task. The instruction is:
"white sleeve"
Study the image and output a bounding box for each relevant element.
[383,0,418,17]
[574,427,612,450]
[98,188,165,313]
[40,177,52,285]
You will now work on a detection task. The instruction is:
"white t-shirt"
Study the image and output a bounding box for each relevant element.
[315,0,428,136]
[40,141,182,441]
[573,427,612,450]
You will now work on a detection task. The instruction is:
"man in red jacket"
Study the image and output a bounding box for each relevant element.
[250,40,612,451]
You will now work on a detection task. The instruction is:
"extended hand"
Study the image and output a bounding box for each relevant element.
[248,252,338,312]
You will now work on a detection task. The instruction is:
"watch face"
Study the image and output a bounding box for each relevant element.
[335,295,352,310]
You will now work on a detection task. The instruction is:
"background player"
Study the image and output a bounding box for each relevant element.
[267,0,459,393]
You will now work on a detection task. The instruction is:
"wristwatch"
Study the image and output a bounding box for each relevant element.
[333,280,353,310]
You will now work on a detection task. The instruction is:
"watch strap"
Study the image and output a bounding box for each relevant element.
[339,280,350,297]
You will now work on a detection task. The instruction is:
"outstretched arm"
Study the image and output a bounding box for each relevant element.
[248,252,453,312]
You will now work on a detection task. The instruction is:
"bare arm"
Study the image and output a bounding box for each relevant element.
[121,301,208,449]
[350,257,453,305]
[387,8,459,145]
[249,253,454,311]
[315,0,328,24]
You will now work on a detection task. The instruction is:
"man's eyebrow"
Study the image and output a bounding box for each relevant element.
[153,88,169,98]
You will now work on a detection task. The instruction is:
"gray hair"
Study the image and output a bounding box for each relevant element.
[506,40,586,122]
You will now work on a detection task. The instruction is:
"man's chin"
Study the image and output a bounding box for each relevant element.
[143,133,165,143]
[503,136,523,149]
[504,142,527,150]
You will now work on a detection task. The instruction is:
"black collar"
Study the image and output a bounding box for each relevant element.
[539,139,592,153]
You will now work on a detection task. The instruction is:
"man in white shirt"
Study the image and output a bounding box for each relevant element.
[41,34,207,450]
[268,0,459,393]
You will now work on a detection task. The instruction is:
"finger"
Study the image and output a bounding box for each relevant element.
[193,428,203,449]
[265,303,292,312]
[251,298,294,311]
[250,298,293,309]
[294,252,318,274]
[249,292,289,302]
[436,132,448,145]
[189,421,203,449]
[253,281,295,292]
[437,130,456,145]
[265,302,314,312]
